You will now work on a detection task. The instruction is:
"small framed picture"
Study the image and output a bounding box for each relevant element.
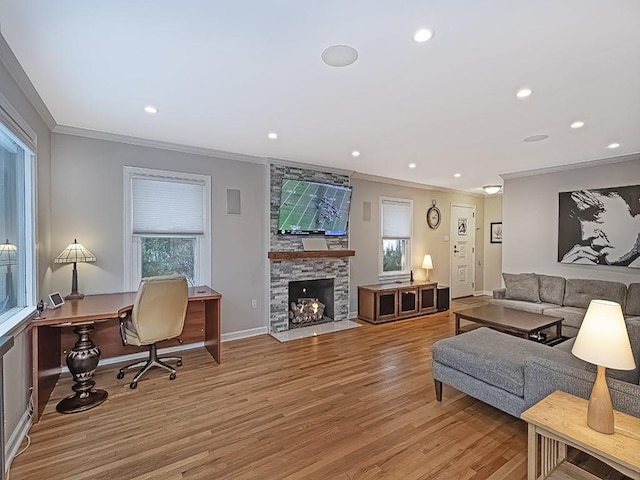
[48,292,65,309]
[490,222,502,244]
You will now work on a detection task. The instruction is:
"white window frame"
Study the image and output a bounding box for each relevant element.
[123,166,211,291]
[0,91,37,336]
[379,196,413,280]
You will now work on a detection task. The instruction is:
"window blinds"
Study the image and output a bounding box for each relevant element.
[382,200,412,238]
[132,177,205,235]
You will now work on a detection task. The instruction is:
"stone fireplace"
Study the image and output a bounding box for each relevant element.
[288,278,335,328]
[268,163,352,334]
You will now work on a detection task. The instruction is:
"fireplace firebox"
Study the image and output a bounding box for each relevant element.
[288,278,334,329]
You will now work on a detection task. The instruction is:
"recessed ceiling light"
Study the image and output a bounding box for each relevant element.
[408,163,416,169]
[413,28,434,43]
[321,45,358,67]
[144,105,158,114]
[523,134,549,142]
[454,173,462,178]
[608,142,620,149]
[351,150,360,157]
[268,132,278,140]
[570,121,585,129]
[516,88,533,98]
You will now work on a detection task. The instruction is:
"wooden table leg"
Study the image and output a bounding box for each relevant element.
[204,298,221,363]
[527,423,537,480]
[455,314,461,335]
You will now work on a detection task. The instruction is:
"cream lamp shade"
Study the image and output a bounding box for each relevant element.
[422,254,433,281]
[0,239,17,266]
[571,299,635,434]
[55,239,97,300]
[571,300,635,370]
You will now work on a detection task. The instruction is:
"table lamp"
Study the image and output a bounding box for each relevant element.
[571,299,636,434]
[55,239,96,300]
[0,239,17,306]
[422,254,433,282]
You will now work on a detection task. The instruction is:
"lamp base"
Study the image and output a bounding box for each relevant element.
[65,292,85,300]
[587,365,614,434]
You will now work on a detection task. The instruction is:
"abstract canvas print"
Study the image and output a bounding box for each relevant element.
[558,184,640,268]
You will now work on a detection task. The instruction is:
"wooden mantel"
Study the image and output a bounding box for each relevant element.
[268,250,355,260]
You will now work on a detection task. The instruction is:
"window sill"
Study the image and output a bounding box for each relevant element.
[378,273,411,283]
[0,307,35,337]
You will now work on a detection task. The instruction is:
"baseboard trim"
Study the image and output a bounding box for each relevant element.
[221,326,268,342]
[474,290,492,296]
[5,408,31,475]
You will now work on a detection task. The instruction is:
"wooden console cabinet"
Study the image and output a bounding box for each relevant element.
[358,281,437,324]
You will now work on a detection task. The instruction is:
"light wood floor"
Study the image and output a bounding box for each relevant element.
[8,297,622,479]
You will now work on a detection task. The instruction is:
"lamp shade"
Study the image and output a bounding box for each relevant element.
[55,239,96,264]
[572,300,636,371]
[422,254,433,270]
[0,239,17,266]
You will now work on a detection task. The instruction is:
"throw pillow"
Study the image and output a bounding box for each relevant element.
[503,273,541,303]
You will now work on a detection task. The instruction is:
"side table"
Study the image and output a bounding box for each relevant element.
[521,390,640,479]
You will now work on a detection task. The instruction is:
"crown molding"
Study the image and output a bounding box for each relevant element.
[53,124,268,165]
[351,171,484,197]
[500,152,640,180]
[0,30,56,130]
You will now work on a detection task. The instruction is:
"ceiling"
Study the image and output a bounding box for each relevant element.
[0,1,639,193]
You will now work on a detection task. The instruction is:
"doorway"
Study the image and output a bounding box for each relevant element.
[450,204,476,298]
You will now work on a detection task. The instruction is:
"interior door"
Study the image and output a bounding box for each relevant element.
[450,204,476,298]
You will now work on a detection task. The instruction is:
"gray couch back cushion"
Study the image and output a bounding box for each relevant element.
[503,273,540,303]
[626,283,640,317]
[538,275,566,305]
[563,279,627,309]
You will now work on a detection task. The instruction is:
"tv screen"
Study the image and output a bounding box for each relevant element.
[277,179,352,235]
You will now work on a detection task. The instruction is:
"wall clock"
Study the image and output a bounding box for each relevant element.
[427,200,441,229]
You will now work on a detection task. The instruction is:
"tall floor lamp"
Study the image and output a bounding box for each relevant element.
[0,239,17,308]
[571,299,636,434]
[55,239,96,300]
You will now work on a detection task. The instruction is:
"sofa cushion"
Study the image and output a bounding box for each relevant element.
[620,318,640,385]
[626,283,640,317]
[563,279,627,309]
[543,306,586,331]
[538,275,565,306]
[489,298,558,314]
[432,328,564,397]
[503,273,540,303]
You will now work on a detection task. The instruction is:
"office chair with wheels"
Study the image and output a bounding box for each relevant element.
[117,275,189,389]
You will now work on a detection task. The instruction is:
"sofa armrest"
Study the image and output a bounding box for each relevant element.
[524,356,640,418]
[493,288,506,299]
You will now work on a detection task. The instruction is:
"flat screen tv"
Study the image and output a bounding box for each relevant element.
[277,179,352,235]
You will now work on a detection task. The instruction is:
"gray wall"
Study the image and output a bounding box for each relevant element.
[483,195,503,292]
[502,156,640,284]
[0,35,53,450]
[349,175,490,313]
[50,133,269,335]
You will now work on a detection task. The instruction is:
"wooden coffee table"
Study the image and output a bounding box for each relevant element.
[454,304,563,343]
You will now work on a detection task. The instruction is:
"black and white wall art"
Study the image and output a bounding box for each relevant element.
[558,184,640,268]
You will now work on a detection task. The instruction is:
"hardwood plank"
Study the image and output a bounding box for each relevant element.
[10,297,626,479]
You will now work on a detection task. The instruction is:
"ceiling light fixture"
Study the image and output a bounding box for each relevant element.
[516,88,533,98]
[608,143,620,149]
[268,132,278,140]
[408,163,416,169]
[571,121,585,129]
[413,28,434,43]
[321,45,359,67]
[482,185,502,195]
[523,134,549,142]
[144,106,158,114]
[351,150,360,157]
[454,173,462,178]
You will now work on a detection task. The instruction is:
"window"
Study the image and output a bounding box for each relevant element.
[124,167,211,291]
[0,120,35,330]
[380,197,413,278]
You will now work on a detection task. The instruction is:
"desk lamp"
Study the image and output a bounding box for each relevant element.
[0,239,17,306]
[422,254,433,282]
[571,299,635,434]
[55,239,96,300]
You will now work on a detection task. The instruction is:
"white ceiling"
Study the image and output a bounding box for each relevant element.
[1,1,639,193]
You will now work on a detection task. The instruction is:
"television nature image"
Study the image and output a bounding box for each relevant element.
[277,179,352,235]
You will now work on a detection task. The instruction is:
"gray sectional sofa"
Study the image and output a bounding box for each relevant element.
[432,277,640,419]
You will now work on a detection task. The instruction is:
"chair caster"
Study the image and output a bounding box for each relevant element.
[176,360,182,367]
[117,370,125,379]
[130,382,137,389]
[169,373,176,380]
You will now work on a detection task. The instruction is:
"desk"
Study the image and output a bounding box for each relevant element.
[31,286,221,421]
[521,390,640,479]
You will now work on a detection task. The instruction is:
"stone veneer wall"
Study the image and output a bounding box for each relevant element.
[269,163,351,333]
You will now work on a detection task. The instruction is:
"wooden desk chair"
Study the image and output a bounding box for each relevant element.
[117,275,188,389]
